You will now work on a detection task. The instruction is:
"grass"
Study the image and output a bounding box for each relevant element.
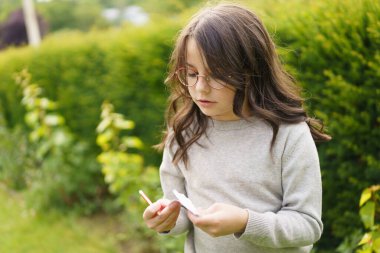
[0,185,121,253]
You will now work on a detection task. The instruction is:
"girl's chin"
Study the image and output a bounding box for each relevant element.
[199,108,216,118]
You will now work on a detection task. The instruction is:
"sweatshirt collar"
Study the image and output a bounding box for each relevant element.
[208,116,256,131]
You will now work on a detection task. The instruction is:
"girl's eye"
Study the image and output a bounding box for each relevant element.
[187,69,197,78]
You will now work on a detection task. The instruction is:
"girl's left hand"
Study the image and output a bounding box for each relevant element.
[187,203,248,237]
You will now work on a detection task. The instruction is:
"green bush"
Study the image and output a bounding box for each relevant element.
[0,19,181,216]
[267,0,380,249]
[357,185,380,252]
[0,20,180,166]
[96,101,184,252]
[36,0,109,32]
[0,125,29,190]
[13,70,107,214]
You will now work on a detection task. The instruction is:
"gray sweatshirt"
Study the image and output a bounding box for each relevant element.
[160,117,323,253]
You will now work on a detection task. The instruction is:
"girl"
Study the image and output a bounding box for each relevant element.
[142,3,331,253]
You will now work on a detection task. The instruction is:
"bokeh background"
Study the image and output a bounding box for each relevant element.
[0,0,379,252]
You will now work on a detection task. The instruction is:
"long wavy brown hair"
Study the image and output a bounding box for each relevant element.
[157,3,331,166]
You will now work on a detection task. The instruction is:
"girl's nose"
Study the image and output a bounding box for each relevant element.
[195,76,211,93]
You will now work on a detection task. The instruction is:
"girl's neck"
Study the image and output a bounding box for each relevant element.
[208,116,256,131]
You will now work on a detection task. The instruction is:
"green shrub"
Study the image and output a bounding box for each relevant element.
[0,125,30,190]
[96,101,184,252]
[0,19,181,215]
[357,185,380,252]
[15,70,107,214]
[0,21,180,166]
[268,0,380,249]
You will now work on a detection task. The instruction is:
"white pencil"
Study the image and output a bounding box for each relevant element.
[139,190,153,205]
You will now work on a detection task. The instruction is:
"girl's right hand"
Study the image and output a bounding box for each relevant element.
[142,199,181,233]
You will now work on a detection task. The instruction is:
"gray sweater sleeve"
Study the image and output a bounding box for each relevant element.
[159,146,191,236]
[236,124,323,248]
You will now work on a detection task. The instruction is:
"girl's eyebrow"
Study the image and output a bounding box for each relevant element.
[185,63,196,68]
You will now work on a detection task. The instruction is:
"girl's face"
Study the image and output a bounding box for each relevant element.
[185,38,242,121]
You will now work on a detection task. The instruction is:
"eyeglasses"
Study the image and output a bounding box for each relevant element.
[175,67,227,90]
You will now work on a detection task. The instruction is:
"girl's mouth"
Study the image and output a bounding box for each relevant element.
[197,99,216,107]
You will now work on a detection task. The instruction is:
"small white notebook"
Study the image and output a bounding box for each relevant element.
[173,189,200,216]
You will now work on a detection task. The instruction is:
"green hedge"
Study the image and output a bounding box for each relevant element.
[266,0,380,249]
[0,21,180,165]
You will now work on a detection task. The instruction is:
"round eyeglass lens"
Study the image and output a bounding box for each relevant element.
[176,68,226,89]
[177,68,196,86]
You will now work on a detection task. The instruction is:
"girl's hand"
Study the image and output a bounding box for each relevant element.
[187,203,248,237]
[142,199,181,233]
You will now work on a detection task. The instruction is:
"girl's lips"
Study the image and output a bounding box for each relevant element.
[197,99,216,107]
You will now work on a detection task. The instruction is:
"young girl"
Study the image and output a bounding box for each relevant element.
[142,3,331,252]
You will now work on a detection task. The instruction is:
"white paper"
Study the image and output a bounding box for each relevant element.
[173,189,200,216]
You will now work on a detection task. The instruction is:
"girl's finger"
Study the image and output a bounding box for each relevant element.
[143,201,163,220]
[155,203,181,232]
[146,201,180,225]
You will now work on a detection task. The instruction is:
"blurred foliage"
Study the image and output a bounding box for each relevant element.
[126,0,203,15]
[0,125,30,190]
[96,101,158,206]
[0,0,203,34]
[0,0,109,34]
[264,0,380,249]
[0,0,20,21]
[0,187,119,253]
[14,69,108,214]
[337,185,380,253]
[96,101,184,252]
[356,185,380,252]
[337,229,363,253]
[36,0,110,32]
[0,20,179,166]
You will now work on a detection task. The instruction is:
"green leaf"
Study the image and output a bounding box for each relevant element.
[374,238,380,253]
[358,233,372,246]
[114,118,135,130]
[104,170,115,184]
[96,118,111,133]
[96,134,110,150]
[117,152,129,162]
[36,141,51,159]
[29,130,40,142]
[360,188,372,207]
[52,130,69,146]
[98,152,115,164]
[101,101,114,118]
[360,201,375,229]
[121,136,143,149]
[25,111,39,126]
[38,98,57,110]
[117,168,127,177]
[357,248,372,253]
[44,114,65,126]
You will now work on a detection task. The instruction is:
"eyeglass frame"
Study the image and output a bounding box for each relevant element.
[175,67,228,90]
